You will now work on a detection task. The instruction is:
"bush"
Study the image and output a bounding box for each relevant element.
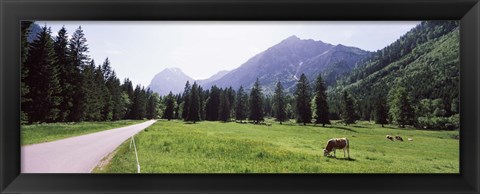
[416,114,459,130]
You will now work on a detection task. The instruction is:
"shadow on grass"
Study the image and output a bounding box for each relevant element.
[326,155,356,161]
[352,125,368,128]
[184,122,200,124]
[331,126,358,133]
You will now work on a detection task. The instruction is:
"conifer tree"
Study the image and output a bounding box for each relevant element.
[249,78,264,124]
[68,26,90,122]
[108,73,125,120]
[181,81,191,120]
[227,87,236,119]
[100,58,113,120]
[186,82,201,123]
[122,78,134,119]
[53,26,72,121]
[131,85,147,119]
[198,86,206,120]
[24,26,62,123]
[21,21,33,123]
[273,81,288,124]
[388,86,415,128]
[218,89,231,122]
[174,94,181,119]
[314,74,330,127]
[375,95,389,127]
[342,90,356,125]
[235,86,248,122]
[295,74,312,125]
[146,92,159,119]
[82,60,103,121]
[163,92,175,121]
[205,86,221,121]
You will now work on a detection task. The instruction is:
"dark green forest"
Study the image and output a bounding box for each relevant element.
[21,21,460,130]
[328,21,460,130]
[21,22,160,123]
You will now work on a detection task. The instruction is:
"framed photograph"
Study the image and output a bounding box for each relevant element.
[1,0,479,193]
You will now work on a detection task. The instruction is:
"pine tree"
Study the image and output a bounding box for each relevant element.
[249,78,264,124]
[68,26,90,122]
[227,87,235,119]
[343,90,356,125]
[108,73,125,120]
[374,95,388,127]
[186,82,201,123]
[218,89,231,122]
[53,26,72,122]
[295,74,312,125]
[198,86,206,120]
[100,58,113,120]
[20,21,33,123]
[131,85,147,119]
[181,81,191,120]
[388,86,415,128]
[174,94,182,119]
[273,81,288,124]
[122,78,135,119]
[235,86,248,122]
[24,26,62,123]
[163,92,175,121]
[146,92,159,119]
[205,86,221,121]
[314,74,330,127]
[82,60,104,121]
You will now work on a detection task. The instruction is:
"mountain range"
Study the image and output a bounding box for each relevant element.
[148,35,370,95]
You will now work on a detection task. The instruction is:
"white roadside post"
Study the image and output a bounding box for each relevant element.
[131,135,141,173]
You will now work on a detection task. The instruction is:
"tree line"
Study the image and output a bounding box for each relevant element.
[164,72,458,130]
[21,22,160,123]
[161,74,335,127]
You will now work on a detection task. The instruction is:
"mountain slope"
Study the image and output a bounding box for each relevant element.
[196,70,229,86]
[328,21,459,120]
[204,35,370,94]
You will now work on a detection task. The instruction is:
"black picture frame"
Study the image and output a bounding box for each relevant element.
[1,0,479,193]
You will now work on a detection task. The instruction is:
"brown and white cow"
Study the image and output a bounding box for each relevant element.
[323,138,350,158]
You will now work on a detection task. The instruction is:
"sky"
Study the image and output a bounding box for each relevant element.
[36,21,420,87]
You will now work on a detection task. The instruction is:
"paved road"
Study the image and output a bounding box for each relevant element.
[21,120,156,173]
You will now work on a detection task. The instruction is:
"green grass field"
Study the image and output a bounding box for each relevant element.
[21,120,145,145]
[94,119,459,173]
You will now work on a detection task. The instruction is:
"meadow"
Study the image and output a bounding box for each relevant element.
[94,119,459,173]
[21,120,144,145]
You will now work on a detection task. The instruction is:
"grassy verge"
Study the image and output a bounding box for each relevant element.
[95,119,459,173]
[21,120,145,145]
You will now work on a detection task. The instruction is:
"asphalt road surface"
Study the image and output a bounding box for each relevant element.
[21,120,156,173]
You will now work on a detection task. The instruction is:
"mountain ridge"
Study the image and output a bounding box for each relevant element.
[148,35,371,95]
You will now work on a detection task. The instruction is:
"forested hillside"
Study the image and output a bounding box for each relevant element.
[328,21,459,129]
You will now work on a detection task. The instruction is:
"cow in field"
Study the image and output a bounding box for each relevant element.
[323,138,350,158]
[386,135,394,141]
[395,136,404,141]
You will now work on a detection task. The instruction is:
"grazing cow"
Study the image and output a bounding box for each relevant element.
[386,135,394,141]
[395,136,404,141]
[323,138,350,158]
